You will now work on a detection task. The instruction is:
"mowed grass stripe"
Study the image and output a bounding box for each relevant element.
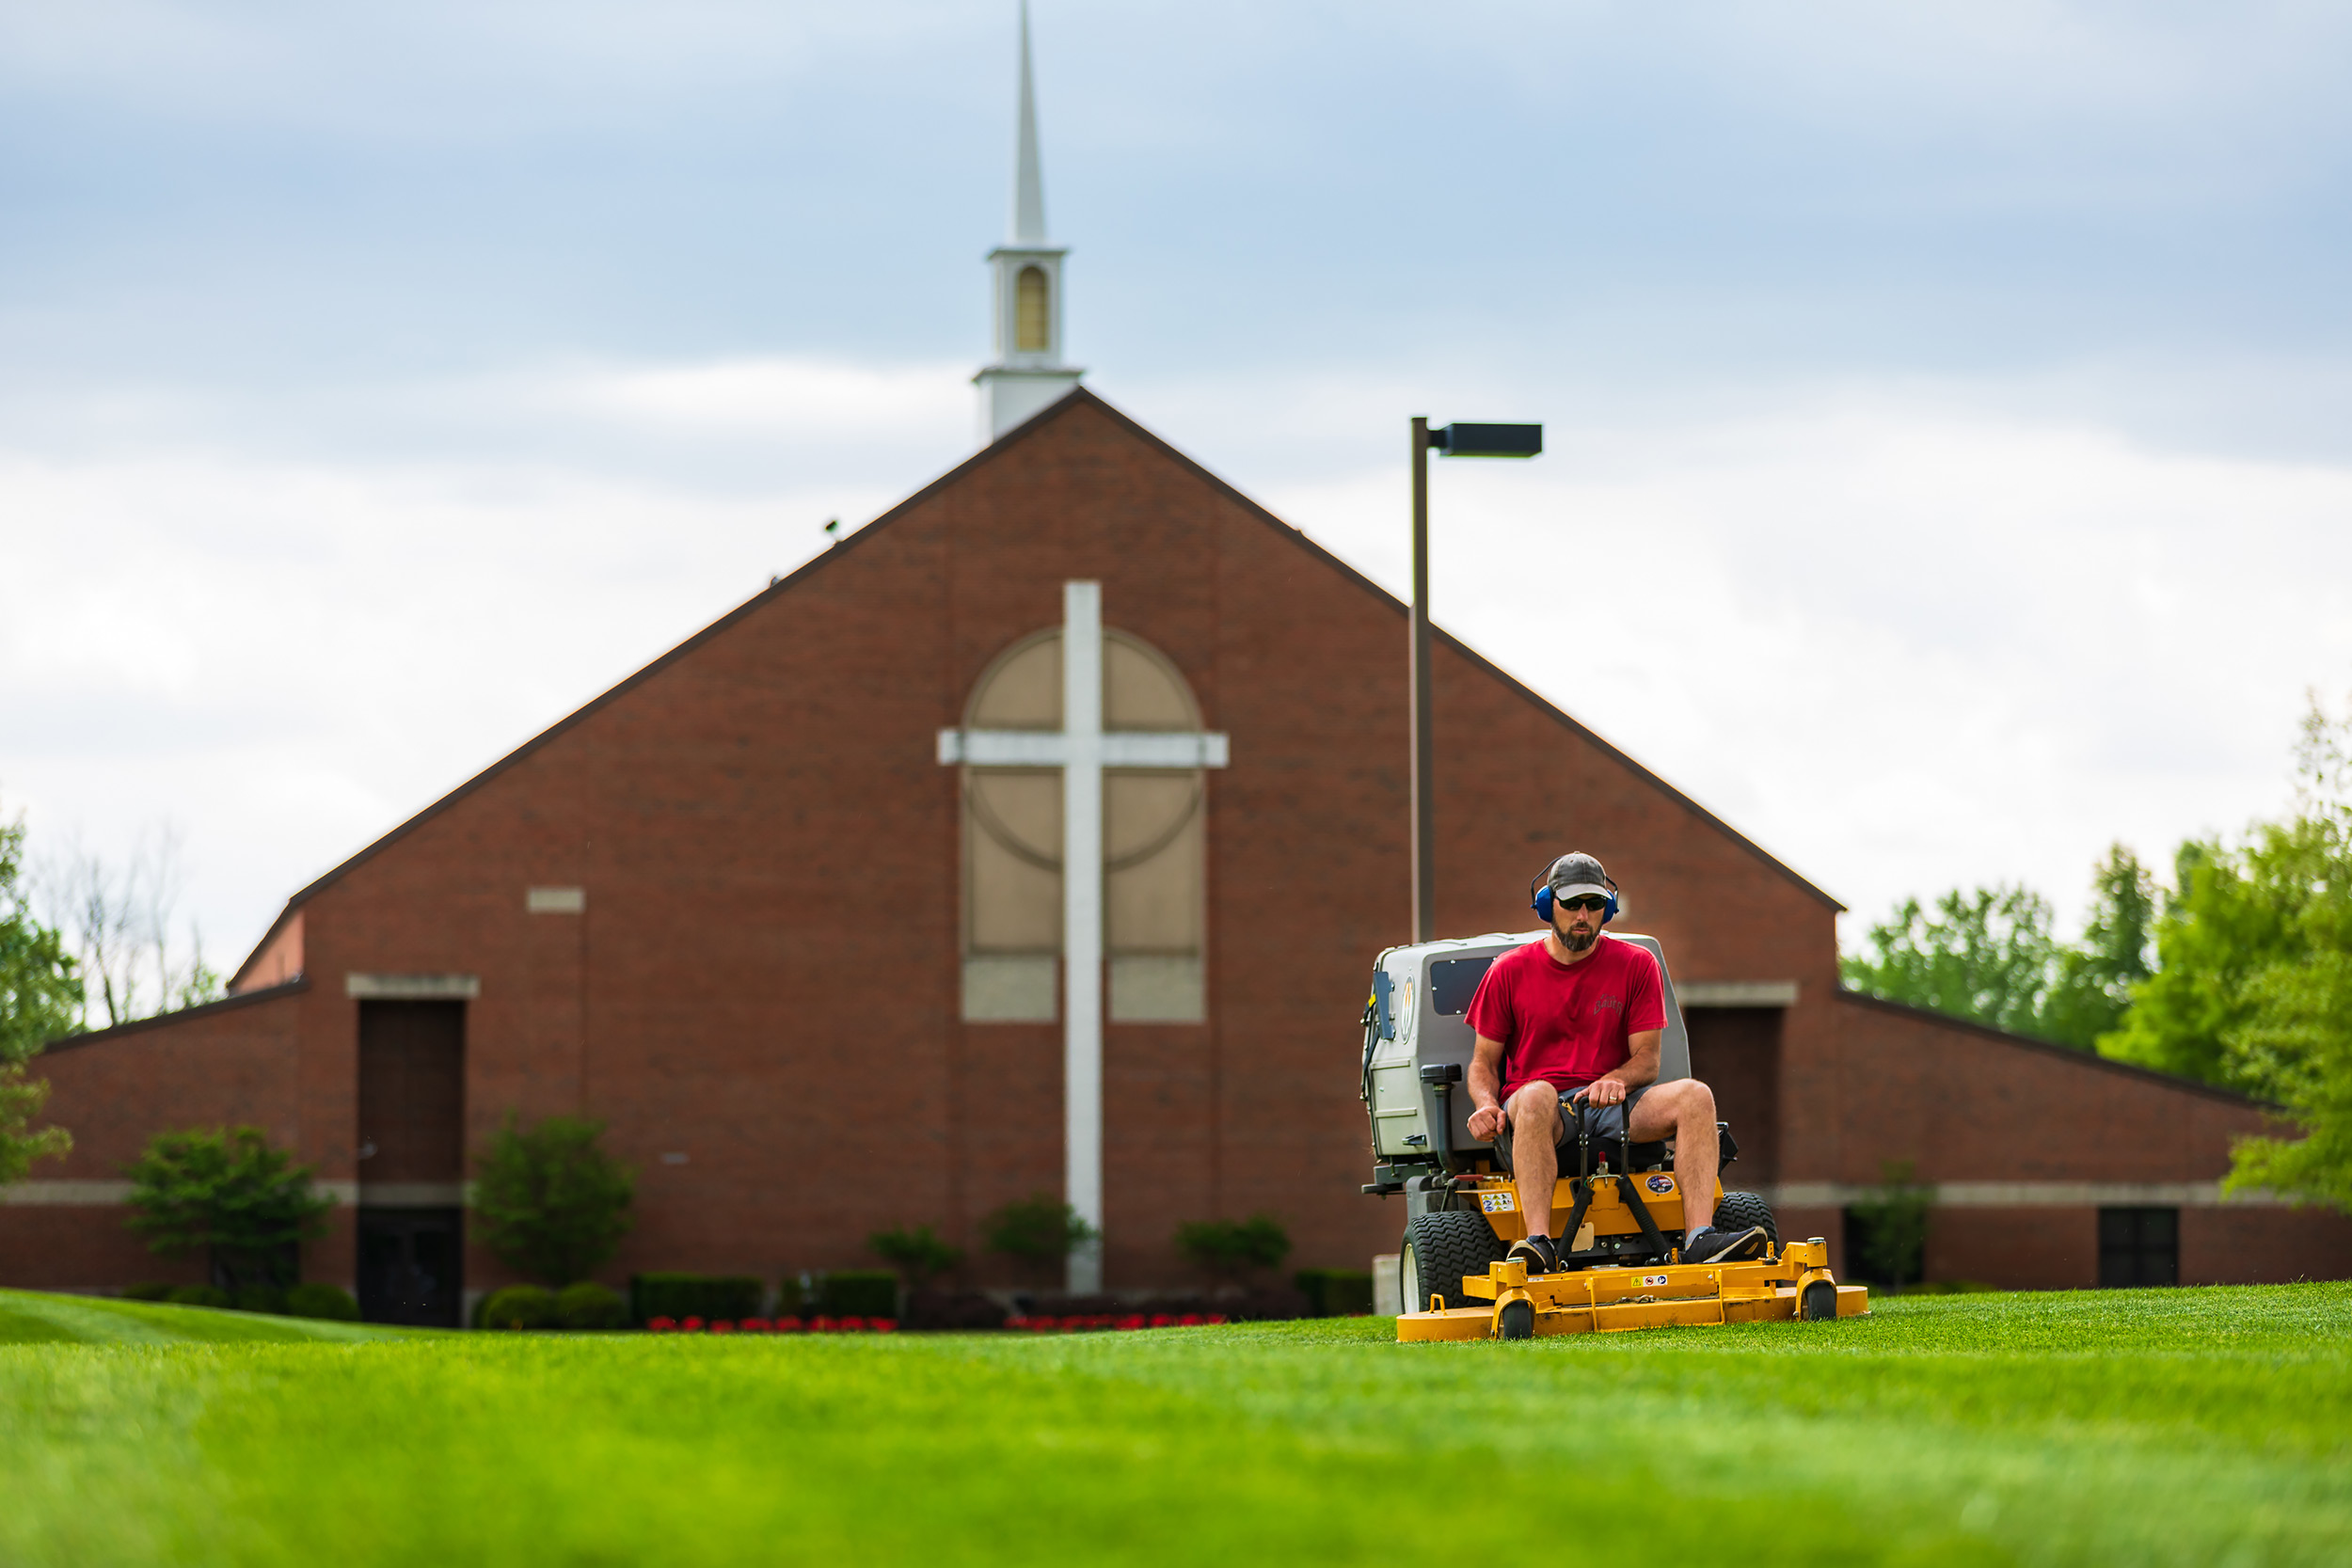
[0,1284,2346,1567]
[0,1289,417,1345]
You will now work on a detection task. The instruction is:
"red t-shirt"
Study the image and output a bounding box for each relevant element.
[1464,935,1667,1100]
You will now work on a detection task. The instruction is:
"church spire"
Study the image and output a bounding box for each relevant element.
[1012,0,1047,245]
[974,1,1083,443]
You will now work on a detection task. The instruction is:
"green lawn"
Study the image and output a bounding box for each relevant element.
[3,1283,2347,1567]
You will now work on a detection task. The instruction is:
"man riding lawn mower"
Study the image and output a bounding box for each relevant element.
[1359,852,1867,1341]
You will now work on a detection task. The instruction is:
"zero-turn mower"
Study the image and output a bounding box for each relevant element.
[1359,930,1868,1342]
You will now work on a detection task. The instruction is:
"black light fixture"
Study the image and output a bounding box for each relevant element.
[1429,422,1544,459]
[1408,416,1544,942]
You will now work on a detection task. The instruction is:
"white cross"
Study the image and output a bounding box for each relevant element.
[937,580,1231,1292]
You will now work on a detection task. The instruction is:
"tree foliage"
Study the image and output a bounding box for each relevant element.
[470,1114,636,1286]
[1848,1161,1931,1290]
[1173,1213,1290,1283]
[124,1126,333,1288]
[1839,847,2154,1049]
[868,1223,963,1290]
[0,805,79,1184]
[980,1194,1097,1280]
[2094,697,2352,1210]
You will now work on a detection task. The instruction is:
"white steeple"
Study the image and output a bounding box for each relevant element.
[976,0,1083,443]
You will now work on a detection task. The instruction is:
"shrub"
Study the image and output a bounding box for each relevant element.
[230,1284,287,1315]
[630,1274,763,1327]
[1293,1269,1374,1317]
[1175,1213,1290,1282]
[283,1282,360,1322]
[119,1283,175,1302]
[1846,1161,1932,1289]
[165,1284,230,1308]
[817,1270,899,1320]
[480,1285,559,1330]
[470,1114,635,1287]
[123,1126,332,1291]
[981,1195,1097,1282]
[555,1280,628,1330]
[869,1223,963,1290]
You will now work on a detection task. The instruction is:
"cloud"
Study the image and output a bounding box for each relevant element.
[1253,386,2352,936]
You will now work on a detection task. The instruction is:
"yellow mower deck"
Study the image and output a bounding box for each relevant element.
[1397,1239,1868,1341]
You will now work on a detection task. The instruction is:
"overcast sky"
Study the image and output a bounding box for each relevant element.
[4,0,2350,978]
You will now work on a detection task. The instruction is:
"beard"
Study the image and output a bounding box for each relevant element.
[1560,924,1597,953]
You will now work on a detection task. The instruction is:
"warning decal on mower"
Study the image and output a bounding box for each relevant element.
[1642,1274,1670,1287]
[1480,1192,1517,1213]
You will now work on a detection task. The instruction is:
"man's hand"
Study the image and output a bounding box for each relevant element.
[1467,1102,1506,1141]
[1581,1078,1629,1107]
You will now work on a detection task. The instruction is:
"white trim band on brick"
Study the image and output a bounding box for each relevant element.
[526,886,585,914]
[1765,1180,2289,1209]
[0,1180,136,1206]
[1677,980,1800,1007]
[3,1180,475,1208]
[345,973,481,1000]
[355,1182,468,1206]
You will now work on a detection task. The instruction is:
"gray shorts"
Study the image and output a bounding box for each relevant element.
[1493,1083,1649,1175]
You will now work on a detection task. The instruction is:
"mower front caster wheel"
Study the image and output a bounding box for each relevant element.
[1800,1280,1838,1321]
[1498,1301,1534,1340]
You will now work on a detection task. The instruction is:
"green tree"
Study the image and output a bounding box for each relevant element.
[2222,944,2352,1212]
[2095,695,2352,1211]
[1849,1161,1931,1291]
[980,1194,1097,1284]
[2042,846,2160,1048]
[1840,884,2062,1039]
[125,1126,333,1289]
[0,806,80,1185]
[470,1115,635,1286]
[1174,1213,1290,1284]
[869,1223,963,1290]
[2097,833,2317,1091]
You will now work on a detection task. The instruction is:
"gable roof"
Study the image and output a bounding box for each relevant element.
[42,977,310,1053]
[230,388,1839,988]
[1835,989,2271,1109]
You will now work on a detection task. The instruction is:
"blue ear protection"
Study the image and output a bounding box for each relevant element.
[1532,870,1619,927]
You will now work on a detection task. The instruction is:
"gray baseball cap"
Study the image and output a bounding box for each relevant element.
[1545,852,1613,902]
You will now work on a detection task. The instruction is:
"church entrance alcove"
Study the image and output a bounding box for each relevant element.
[959,626,1209,1024]
[356,1000,464,1323]
[357,1209,463,1326]
[1684,1006,1782,1188]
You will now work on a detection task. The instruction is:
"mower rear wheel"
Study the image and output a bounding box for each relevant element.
[1712,1191,1779,1251]
[1401,1211,1507,1312]
[1800,1279,1838,1321]
[1498,1300,1535,1340]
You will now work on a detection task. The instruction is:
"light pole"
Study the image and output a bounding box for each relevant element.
[1409,418,1543,942]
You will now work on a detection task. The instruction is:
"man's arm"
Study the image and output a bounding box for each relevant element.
[1466,1034,1509,1140]
[1580,1031,1661,1106]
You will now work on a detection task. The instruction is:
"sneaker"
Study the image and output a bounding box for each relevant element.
[1507,1235,1561,1275]
[1680,1226,1768,1264]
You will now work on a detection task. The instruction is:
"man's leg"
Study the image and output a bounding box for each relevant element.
[1626,1079,1721,1243]
[1504,1082,1563,1240]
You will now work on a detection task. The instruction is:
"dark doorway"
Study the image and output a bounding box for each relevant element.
[358,1001,464,1324]
[1684,1007,1782,1187]
[2098,1207,2179,1287]
[358,1001,464,1182]
[358,1208,464,1325]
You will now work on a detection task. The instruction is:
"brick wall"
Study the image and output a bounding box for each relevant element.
[12,392,2344,1300]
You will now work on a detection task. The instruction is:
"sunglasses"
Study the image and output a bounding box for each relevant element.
[1555,894,1610,912]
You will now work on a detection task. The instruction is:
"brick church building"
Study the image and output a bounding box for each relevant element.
[6,23,2346,1322]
